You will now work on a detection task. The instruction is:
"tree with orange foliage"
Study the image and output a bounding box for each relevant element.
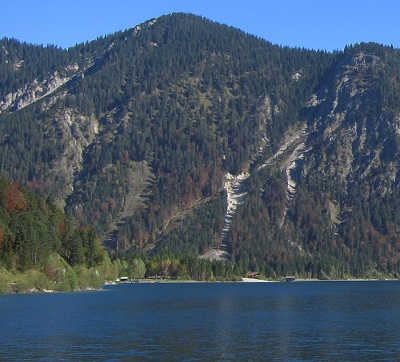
[6,181,27,213]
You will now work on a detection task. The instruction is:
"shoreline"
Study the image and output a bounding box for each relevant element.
[1,277,399,296]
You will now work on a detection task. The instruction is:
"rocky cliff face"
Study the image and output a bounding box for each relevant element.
[0,72,70,113]
[303,51,399,206]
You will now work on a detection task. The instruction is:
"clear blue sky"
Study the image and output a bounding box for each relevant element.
[1,0,399,52]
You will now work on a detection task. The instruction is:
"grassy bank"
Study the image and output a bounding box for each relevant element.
[0,253,120,294]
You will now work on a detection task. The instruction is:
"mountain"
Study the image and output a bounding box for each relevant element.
[1,13,400,279]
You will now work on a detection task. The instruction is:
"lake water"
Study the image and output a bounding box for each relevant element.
[1,281,400,361]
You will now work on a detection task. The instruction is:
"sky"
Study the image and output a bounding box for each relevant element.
[1,1,399,52]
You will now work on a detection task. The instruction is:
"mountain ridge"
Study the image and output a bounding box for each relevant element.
[1,13,400,278]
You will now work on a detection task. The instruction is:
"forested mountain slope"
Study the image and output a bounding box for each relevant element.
[1,14,400,278]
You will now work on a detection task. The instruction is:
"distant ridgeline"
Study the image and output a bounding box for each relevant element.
[1,13,400,280]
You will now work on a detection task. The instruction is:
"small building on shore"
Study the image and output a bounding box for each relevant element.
[247,271,260,279]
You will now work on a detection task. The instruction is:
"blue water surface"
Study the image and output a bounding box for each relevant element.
[1,281,400,361]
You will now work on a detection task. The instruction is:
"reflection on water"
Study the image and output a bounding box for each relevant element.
[1,281,400,360]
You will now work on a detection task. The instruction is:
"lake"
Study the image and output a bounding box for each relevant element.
[1,281,400,361]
